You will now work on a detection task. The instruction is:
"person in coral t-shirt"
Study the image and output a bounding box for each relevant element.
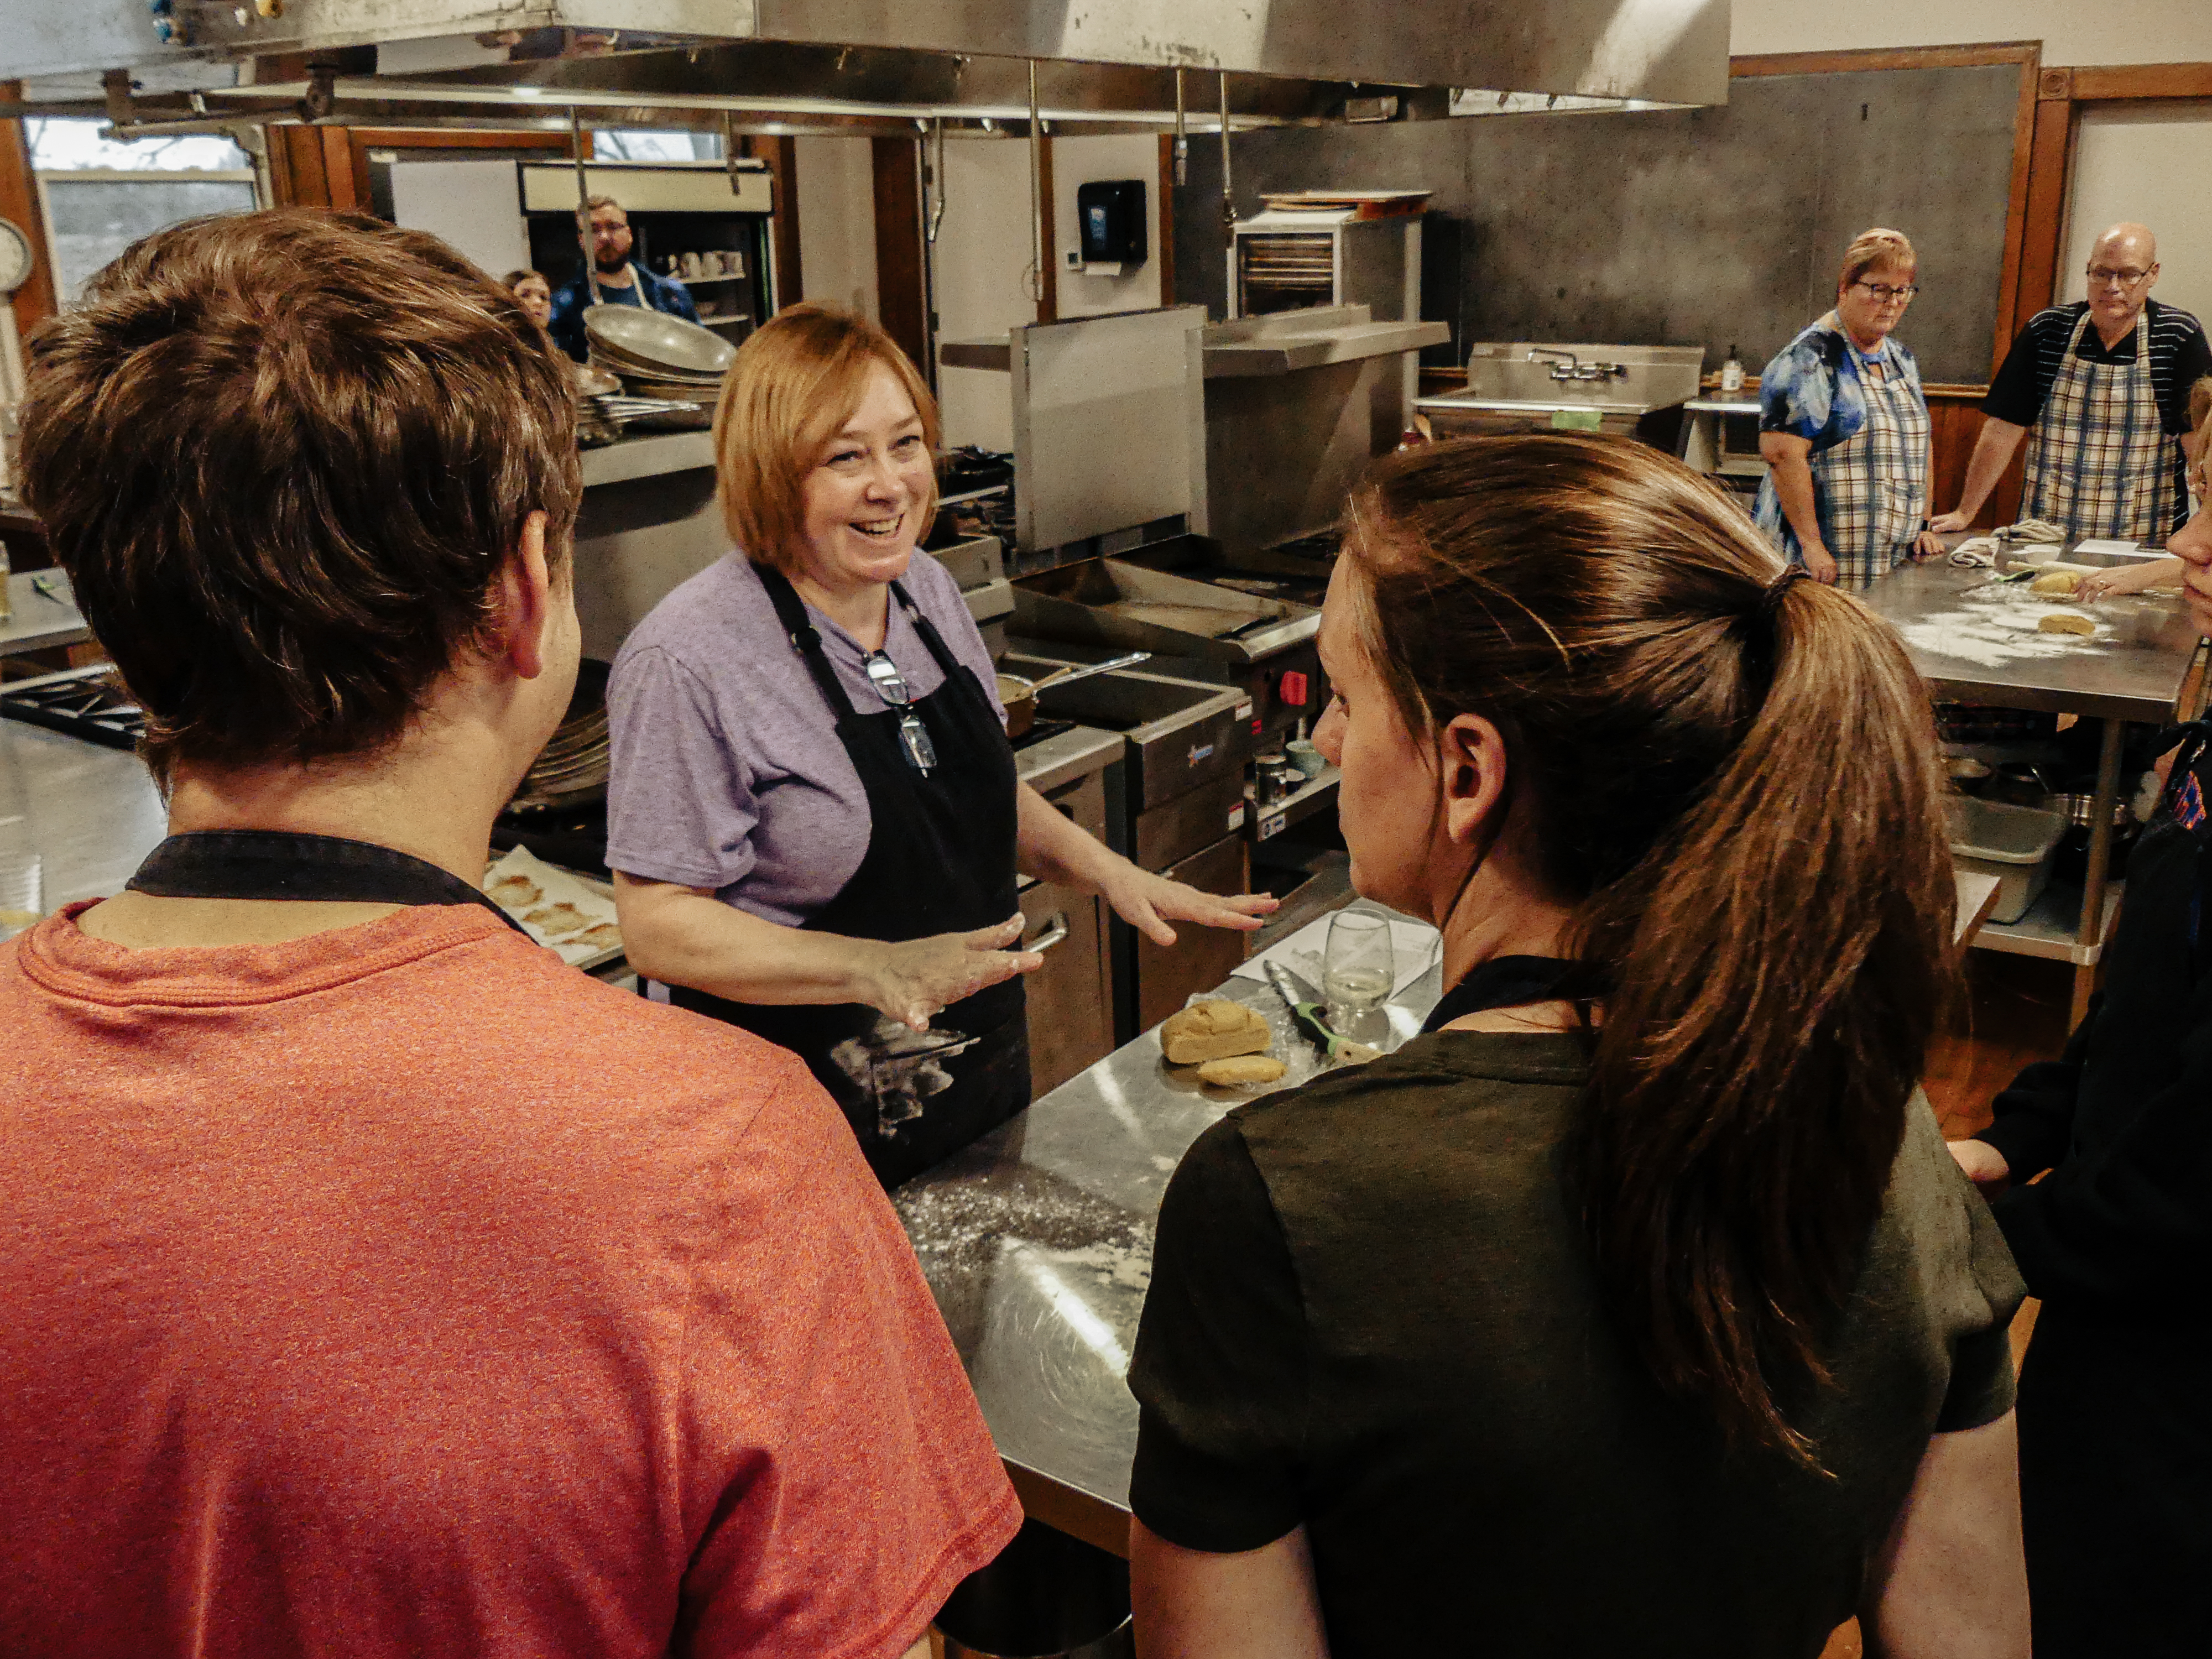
[0,208,1019,1659]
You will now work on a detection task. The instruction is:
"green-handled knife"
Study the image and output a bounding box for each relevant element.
[1263,959,1358,1057]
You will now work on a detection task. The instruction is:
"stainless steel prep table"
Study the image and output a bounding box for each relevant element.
[0,716,165,909]
[1861,555,2204,1024]
[890,868,2033,1556]
[890,943,1444,1558]
[1,569,91,658]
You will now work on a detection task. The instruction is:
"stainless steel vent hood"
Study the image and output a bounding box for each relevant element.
[2,0,1730,134]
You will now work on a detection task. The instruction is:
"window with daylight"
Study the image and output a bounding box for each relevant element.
[590,128,724,163]
[27,118,259,302]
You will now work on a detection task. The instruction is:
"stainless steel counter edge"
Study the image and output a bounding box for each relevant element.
[1011,722,1123,794]
[578,431,717,489]
[1415,392,1677,417]
[1202,320,1451,378]
[893,943,1442,1546]
[1,569,92,656]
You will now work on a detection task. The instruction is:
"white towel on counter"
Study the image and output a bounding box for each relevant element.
[1231,907,1442,1003]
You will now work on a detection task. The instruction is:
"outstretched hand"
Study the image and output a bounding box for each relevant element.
[1102,870,1277,948]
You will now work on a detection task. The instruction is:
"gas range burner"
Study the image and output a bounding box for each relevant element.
[1010,717,1077,753]
[0,664,145,750]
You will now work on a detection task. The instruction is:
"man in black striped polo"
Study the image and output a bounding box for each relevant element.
[1934,222,2210,542]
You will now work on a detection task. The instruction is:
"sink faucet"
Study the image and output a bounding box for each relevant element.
[1525,347,1628,384]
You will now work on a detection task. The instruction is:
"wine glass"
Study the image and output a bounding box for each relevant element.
[1324,909,1394,1030]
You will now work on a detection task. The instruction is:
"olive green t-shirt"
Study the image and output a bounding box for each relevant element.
[1129,1031,2025,1659]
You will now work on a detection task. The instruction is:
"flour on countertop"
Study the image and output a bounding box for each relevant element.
[1893,580,2111,669]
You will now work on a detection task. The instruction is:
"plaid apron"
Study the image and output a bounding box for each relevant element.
[1809,338,1929,591]
[2023,309,2178,543]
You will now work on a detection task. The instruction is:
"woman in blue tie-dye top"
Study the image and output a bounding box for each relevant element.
[1755,228,1948,591]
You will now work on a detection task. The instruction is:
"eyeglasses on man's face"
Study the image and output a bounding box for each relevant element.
[1853,280,1918,304]
[2086,265,2154,290]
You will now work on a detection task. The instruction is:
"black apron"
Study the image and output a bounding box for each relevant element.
[668,568,1029,1191]
[124,830,534,935]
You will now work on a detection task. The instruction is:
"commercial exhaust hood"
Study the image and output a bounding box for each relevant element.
[2,0,1730,135]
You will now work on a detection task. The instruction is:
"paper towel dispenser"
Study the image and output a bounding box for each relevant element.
[1076,180,1148,269]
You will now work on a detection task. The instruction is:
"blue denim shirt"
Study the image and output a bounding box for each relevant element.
[547,264,702,362]
[1752,315,1925,558]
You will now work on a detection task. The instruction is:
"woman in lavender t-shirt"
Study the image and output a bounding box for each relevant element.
[608,305,1275,1188]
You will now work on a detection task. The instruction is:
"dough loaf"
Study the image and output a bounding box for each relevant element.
[2038,612,2096,637]
[2029,569,2080,597]
[1196,1055,1288,1087]
[1161,999,1273,1065]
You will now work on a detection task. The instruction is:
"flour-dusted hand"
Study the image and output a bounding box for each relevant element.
[867,916,1042,1031]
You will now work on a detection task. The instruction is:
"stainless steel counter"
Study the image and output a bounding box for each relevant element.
[893,939,1442,1556]
[0,718,164,910]
[1014,722,1125,795]
[895,864,2019,1556]
[0,570,90,658]
[1860,558,2200,723]
[1864,553,2204,1024]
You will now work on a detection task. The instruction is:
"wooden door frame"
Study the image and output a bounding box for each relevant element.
[267,123,583,213]
[2015,62,2212,353]
[0,81,60,335]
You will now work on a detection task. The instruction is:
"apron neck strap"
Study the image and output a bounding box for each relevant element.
[757,563,967,714]
[1420,954,1593,1034]
[126,830,533,936]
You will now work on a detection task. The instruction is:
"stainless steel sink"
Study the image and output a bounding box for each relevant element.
[1457,341,1703,410]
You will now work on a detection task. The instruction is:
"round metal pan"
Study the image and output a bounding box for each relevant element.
[582,305,736,376]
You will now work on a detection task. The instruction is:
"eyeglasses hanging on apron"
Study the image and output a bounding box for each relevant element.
[1808,336,1929,592]
[865,650,938,774]
[664,565,1031,1192]
[2023,309,2178,546]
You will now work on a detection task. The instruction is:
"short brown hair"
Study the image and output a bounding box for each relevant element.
[20,208,581,783]
[1838,227,1916,289]
[1343,436,1954,1463]
[713,303,940,572]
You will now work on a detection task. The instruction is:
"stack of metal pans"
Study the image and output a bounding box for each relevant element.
[584,304,733,403]
[571,362,625,448]
[509,661,612,815]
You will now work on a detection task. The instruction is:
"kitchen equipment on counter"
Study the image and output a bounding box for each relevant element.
[997,652,1152,739]
[2052,789,2142,886]
[1232,196,1427,322]
[928,531,1015,656]
[1015,729,1124,1095]
[0,662,143,750]
[508,659,611,815]
[1005,651,1254,1040]
[1013,554,1317,665]
[584,306,737,379]
[1201,302,1448,555]
[1419,342,1702,442]
[597,395,712,434]
[938,307,1209,561]
[1948,796,2067,926]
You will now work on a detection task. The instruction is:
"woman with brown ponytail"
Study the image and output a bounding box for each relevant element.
[1126,435,2030,1659]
